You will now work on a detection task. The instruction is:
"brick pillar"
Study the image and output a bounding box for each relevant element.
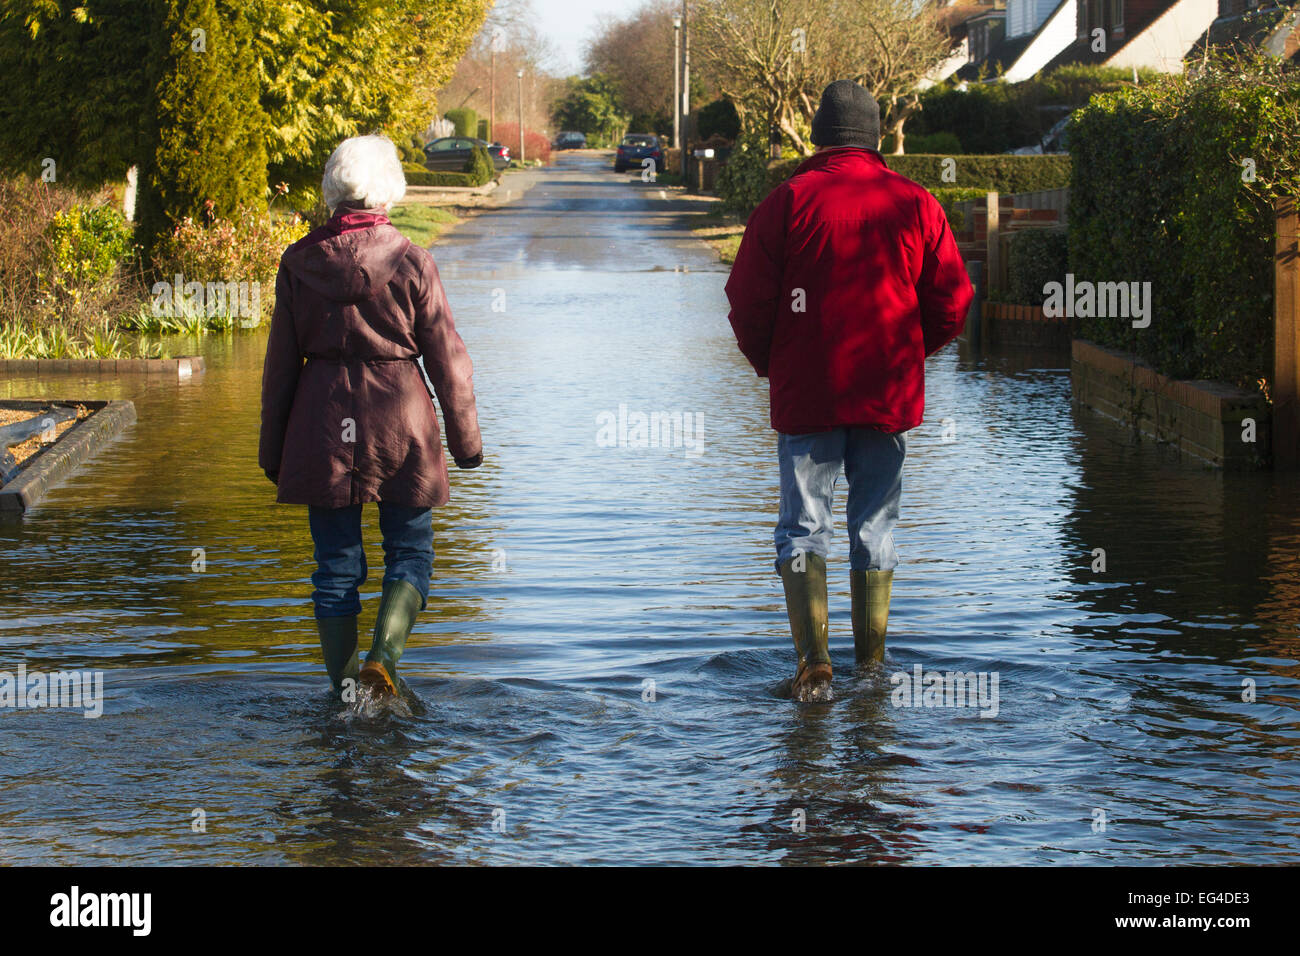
[1276,197,1300,469]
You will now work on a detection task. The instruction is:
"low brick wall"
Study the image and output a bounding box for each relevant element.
[982,302,1071,350]
[1071,339,1270,469]
[0,357,203,379]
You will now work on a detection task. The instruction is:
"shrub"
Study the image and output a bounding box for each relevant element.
[1068,52,1300,390]
[697,98,740,142]
[403,165,477,187]
[445,107,478,138]
[464,143,496,186]
[903,132,964,154]
[1007,228,1068,305]
[397,134,425,165]
[150,206,308,322]
[492,123,552,164]
[0,178,140,333]
[43,204,135,322]
[930,186,988,229]
[716,134,772,215]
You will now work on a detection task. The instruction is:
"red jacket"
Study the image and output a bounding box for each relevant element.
[725,147,973,434]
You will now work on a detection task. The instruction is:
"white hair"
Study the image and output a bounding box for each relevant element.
[321,134,406,212]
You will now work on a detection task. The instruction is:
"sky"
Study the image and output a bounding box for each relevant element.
[530,0,612,75]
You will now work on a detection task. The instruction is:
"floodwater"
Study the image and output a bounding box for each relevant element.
[1,154,1298,865]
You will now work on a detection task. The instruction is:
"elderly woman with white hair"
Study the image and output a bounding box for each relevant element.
[259,134,482,700]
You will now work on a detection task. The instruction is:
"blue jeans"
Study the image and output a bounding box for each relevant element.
[307,503,434,618]
[775,427,907,573]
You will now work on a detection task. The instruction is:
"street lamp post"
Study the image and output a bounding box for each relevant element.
[673,16,682,154]
[517,69,525,165]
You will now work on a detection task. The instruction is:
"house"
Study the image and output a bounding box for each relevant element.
[1185,1,1300,64]
[951,0,1083,81]
[1045,0,1221,72]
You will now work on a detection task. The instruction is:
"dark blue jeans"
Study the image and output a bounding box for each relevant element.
[307,503,434,618]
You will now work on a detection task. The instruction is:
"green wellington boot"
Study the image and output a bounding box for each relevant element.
[359,579,423,698]
[851,569,894,663]
[779,553,832,698]
[316,615,360,696]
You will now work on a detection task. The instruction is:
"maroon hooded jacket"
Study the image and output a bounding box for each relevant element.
[725,147,973,434]
[258,207,481,509]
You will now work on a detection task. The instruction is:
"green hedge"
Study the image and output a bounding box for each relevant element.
[402,162,476,188]
[765,153,1070,195]
[1007,228,1068,306]
[1068,55,1300,390]
[445,107,477,138]
[910,65,1165,153]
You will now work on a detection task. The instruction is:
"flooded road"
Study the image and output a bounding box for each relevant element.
[2,153,1299,864]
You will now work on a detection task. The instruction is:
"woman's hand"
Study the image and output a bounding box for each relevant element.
[454,452,483,470]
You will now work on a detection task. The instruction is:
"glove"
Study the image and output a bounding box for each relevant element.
[264,468,279,485]
[454,451,483,470]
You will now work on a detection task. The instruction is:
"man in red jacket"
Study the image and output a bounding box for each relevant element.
[726,80,973,701]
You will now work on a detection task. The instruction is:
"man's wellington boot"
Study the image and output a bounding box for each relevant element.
[359,579,423,698]
[317,615,360,696]
[851,568,893,663]
[779,553,832,699]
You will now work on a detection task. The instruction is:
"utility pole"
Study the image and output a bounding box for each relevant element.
[682,1,691,181]
[489,47,496,141]
[517,69,525,164]
[673,15,682,152]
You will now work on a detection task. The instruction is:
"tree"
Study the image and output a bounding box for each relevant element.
[550,74,628,147]
[0,0,494,217]
[0,0,156,187]
[585,0,679,136]
[843,0,952,154]
[252,0,493,200]
[692,0,951,156]
[135,0,267,255]
[436,0,565,143]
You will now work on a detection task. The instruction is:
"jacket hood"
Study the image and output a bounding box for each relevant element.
[793,146,886,177]
[280,213,412,304]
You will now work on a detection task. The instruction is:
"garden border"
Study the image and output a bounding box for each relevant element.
[0,399,136,514]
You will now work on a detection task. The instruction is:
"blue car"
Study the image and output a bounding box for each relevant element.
[614,134,663,174]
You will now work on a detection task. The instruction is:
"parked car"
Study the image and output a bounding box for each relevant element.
[553,131,587,150]
[614,134,663,173]
[423,137,510,172]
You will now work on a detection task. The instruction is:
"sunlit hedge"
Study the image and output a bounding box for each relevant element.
[1068,54,1300,390]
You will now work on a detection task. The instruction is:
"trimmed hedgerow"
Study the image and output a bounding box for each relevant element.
[402,163,477,188]
[885,154,1071,193]
[764,153,1071,196]
[1068,53,1300,390]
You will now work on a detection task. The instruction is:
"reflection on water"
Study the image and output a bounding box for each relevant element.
[1,158,1299,864]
